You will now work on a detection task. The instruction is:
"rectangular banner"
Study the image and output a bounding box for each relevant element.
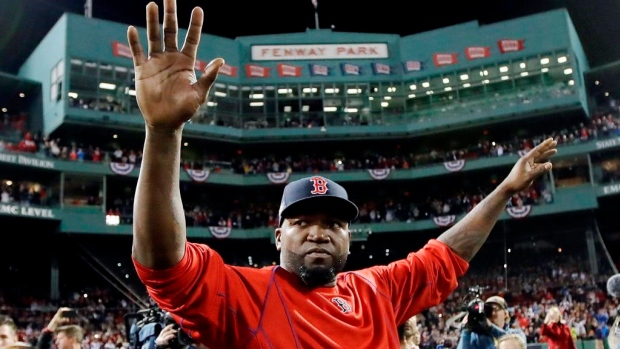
[245,64,270,78]
[341,63,361,75]
[112,41,132,59]
[309,64,330,76]
[218,63,238,77]
[403,60,422,72]
[497,39,525,53]
[277,63,302,77]
[372,62,391,75]
[433,53,459,67]
[195,60,206,72]
[464,46,491,60]
[252,43,389,60]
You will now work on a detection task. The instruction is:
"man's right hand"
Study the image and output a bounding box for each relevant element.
[127,0,224,130]
[46,307,72,332]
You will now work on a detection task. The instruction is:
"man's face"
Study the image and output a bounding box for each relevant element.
[403,316,421,344]
[0,324,17,347]
[275,213,350,287]
[489,304,507,328]
[55,332,73,349]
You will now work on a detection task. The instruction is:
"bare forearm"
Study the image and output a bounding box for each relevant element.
[132,126,186,269]
[437,185,512,261]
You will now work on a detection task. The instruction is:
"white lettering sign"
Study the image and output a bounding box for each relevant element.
[595,137,620,150]
[0,153,55,169]
[603,184,620,196]
[251,43,389,61]
[0,204,55,218]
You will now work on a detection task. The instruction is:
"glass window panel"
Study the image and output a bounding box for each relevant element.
[70,58,84,74]
[99,63,113,79]
[114,66,130,82]
[63,174,103,207]
[84,61,97,76]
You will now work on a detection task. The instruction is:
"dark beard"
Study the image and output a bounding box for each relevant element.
[298,264,337,287]
[283,250,348,287]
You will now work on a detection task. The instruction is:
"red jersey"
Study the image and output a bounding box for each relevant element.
[134,239,468,349]
[540,322,576,349]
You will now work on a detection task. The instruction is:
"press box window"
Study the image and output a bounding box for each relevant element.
[50,60,65,102]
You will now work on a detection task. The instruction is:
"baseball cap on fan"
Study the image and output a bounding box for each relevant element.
[278,176,359,226]
[485,296,508,310]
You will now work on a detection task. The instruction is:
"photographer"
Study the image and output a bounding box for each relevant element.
[154,324,178,349]
[154,324,209,349]
[36,307,82,349]
[457,296,526,349]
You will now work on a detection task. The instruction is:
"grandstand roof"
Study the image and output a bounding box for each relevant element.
[0,72,41,111]
[1,0,620,75]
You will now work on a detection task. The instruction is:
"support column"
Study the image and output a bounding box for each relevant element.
[585,228,598,275]
[50,251,60,300]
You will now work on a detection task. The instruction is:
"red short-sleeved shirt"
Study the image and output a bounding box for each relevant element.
[134,239,468,349]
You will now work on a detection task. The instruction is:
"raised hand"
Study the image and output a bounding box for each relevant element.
[126,0,224,130]
[46,307,73,331]
[500,137,558,194]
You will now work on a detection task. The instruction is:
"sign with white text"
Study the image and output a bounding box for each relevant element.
[0,204,57,219]
[595,137,620,150]
[251,43,389,61]
[0,152,55,169]
[600,184,620,197]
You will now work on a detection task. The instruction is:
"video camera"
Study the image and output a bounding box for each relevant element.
[125,305,193,349]
[461,285,493,334]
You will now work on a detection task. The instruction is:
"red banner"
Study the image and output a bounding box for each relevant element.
[497,39,525,53]
[245,64,270,78]
[433,53,458,67]
[112,41,132,59]
[277,63,302,77]
[195,60,206,72]
[218,63,238,77]
[465,46,490,60]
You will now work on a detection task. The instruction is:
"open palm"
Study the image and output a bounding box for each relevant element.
[500,137,557,194]
[127,0,223,130]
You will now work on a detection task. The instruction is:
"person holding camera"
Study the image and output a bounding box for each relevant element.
[456,296,526,349]
[154,324,178,349]
[154,324,209,349]
[36,307,82,349]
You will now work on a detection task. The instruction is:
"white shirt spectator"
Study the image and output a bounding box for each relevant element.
[1,190,10,203]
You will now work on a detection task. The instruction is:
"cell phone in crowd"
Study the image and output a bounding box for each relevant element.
[61,310,78,318]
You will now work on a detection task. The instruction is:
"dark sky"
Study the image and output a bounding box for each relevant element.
[1,0,619,74]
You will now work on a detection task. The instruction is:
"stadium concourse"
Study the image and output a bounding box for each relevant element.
[1,2,620,349]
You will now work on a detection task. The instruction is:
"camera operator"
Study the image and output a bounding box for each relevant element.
[154,324,177,349]
[456,296,526,349]
[154,325,209,349]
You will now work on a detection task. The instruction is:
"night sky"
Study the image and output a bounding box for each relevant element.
[1,0,620,74]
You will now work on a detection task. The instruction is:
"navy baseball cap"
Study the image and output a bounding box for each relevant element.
[278,176,359,226]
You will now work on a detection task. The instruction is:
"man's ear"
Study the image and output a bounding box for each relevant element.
[275,227,282,251]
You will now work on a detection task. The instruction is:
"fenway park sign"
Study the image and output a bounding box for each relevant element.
[251,43,389,61]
